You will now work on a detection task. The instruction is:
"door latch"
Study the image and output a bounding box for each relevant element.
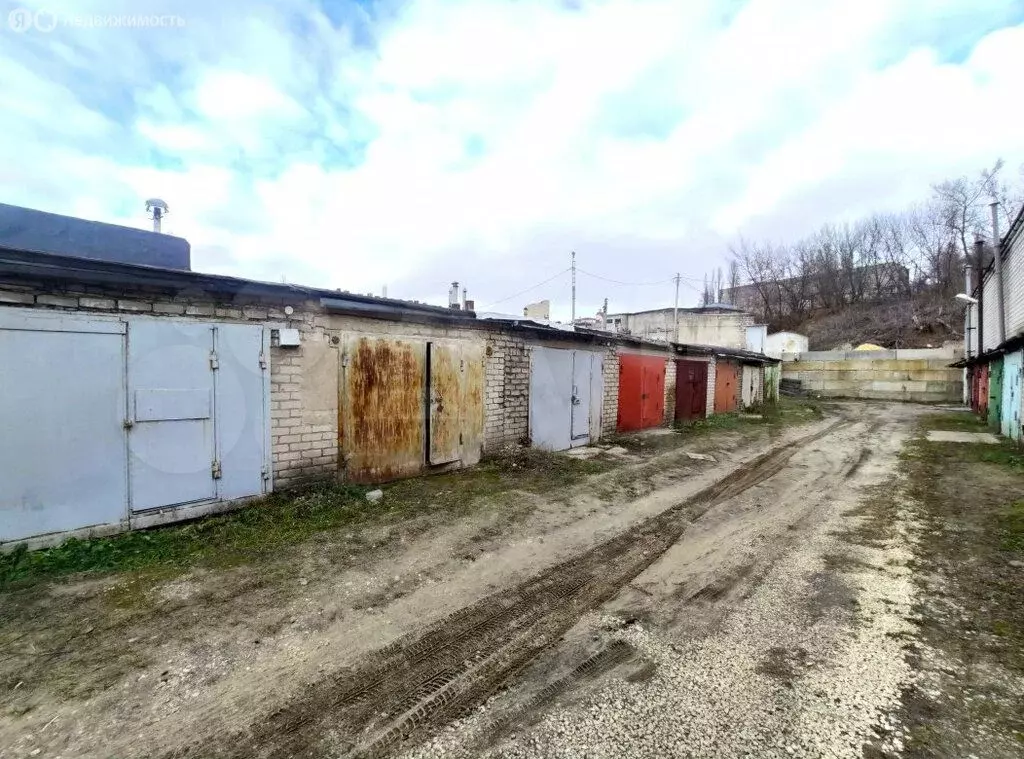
[211,460,222,479]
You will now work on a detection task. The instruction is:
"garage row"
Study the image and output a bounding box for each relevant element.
[0,252,778,546]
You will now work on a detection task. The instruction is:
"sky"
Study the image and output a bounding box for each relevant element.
[1,0,1023,320]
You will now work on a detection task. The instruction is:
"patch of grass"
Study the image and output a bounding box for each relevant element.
[864,422,1024,758]
[1,449,615,589]
[997,500,1024,553]
[387,447,613,511]
[920,411,989,432]
[0,483,367,586]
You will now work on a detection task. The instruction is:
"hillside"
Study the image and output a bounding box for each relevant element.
[768,294,965,350]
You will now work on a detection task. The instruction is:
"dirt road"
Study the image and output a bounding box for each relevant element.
[3,402,934,758]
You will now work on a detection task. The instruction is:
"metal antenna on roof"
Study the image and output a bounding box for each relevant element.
[145,198,169,233]
[570,251,576,323]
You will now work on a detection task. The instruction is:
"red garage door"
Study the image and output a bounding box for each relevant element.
[617,354,665,431]
[715,360,740,413]
[675,360,708,421]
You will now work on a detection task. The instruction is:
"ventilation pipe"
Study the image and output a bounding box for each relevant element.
[991,202,1005,344]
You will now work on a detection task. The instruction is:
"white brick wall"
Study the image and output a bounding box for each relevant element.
[706,356,717,417]
[483,333,530,450]
[602,347,620,434]
[663,356,677,424]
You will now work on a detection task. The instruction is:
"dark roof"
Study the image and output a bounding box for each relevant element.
[0,245,477,324]
[950,331,1024,368]
[675,342,780,364]
[0,203,190,270]
[0,243,784,359]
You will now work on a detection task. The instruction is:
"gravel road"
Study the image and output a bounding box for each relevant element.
[403,402,925,759]
[4,402,928,759]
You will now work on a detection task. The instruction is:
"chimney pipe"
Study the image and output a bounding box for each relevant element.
[449,281,460,310]
[974,236,985,356]
[991,202,1005,344]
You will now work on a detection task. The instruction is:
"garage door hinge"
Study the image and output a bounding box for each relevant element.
[209,351,219,370]
[259,351,267,370]
[261,464,270,481]
[211,459,222,479]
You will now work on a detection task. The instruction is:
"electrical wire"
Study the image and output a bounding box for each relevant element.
[577,268,705,287]
[480,268,571,309]
[576,269,672,286]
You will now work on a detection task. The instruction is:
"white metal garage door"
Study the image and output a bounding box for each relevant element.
[125,320,270,511]
[0,312,127,542]
[529,347,603,451]
[1,309,271,543]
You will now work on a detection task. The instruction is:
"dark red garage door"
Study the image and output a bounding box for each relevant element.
[617,354,665,431]
[674,360,707,422]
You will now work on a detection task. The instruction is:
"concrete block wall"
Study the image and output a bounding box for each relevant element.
[782,349,963,402]
[483,333,530,451]
[602,347,620,434]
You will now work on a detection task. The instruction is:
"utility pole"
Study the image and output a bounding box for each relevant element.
[570,251,576,323]
[673,273,680,343]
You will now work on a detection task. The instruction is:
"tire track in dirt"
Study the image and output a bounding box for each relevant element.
[182,421,847,759]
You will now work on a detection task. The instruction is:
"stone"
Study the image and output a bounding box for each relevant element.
[685,452,717,462]
[925,430,1000,444]
[365,489,384,503]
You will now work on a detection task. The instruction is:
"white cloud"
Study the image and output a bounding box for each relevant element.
[0,0,1022,316]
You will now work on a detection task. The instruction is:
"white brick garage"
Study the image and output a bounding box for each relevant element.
[0,308,271,545]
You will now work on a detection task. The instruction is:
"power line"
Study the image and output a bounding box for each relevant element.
[577,269,705,287]
[576,269,674,287]
[480,268,571,309]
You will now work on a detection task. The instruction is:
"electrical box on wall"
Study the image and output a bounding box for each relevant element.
[278,328,301,347]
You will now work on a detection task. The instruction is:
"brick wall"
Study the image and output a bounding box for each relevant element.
[483,332,530,451]
[268,324,337,489]
[663,356,677,424]
[0,279,333,488]
[602,347,620,434]
[706,357,717,417]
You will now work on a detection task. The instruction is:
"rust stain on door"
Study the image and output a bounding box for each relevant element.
[428,343,462,464]
[460,344,485,466]
[714,360,740,413]
[427,342,485,466]
[340,336,426,483]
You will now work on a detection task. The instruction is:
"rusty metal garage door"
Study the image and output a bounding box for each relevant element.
[428,342,484,466]
[341,336,427,483]
[617,354,665,432]
[714,360,740,413]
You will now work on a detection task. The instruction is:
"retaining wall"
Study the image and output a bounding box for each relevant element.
[781,348,963,402]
